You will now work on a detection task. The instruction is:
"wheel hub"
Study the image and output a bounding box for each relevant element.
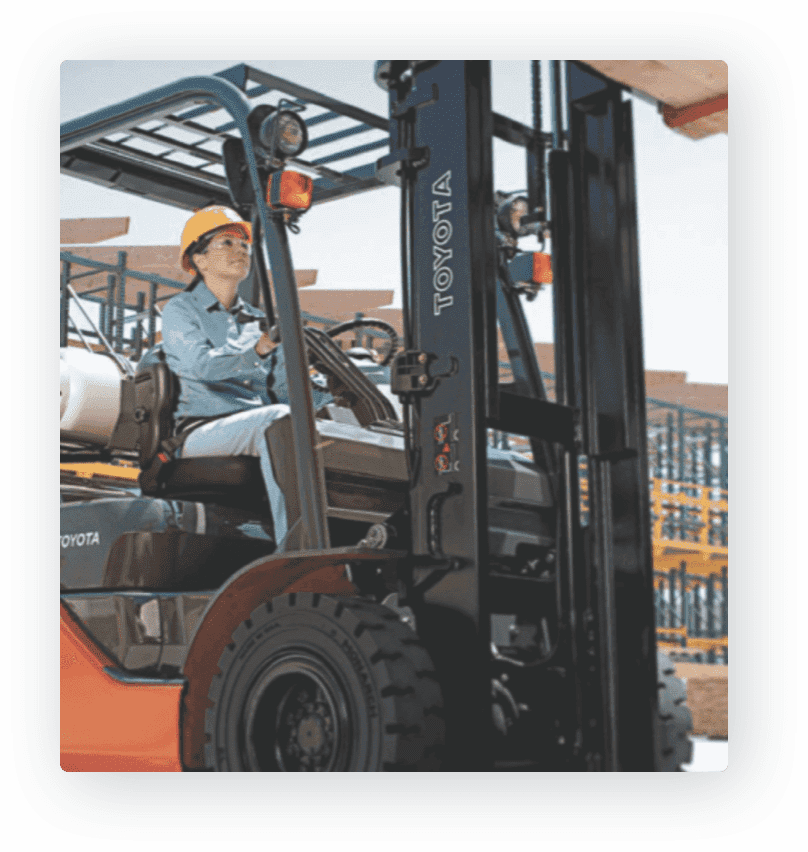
[245,667,345,771]
[297,714,326,754]
[283,692,335,761]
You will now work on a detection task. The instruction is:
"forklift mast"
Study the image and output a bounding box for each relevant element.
[379,61,657,770]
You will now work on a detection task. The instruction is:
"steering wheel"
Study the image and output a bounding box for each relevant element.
[325,318,400,367]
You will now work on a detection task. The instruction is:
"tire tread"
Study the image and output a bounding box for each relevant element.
[655,651,694,770]
[203,592,445,771]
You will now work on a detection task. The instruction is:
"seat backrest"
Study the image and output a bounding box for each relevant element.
[134,361,178,468]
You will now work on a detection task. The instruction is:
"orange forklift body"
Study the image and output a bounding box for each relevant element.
[60,604,183,772]
[61,559,358,771]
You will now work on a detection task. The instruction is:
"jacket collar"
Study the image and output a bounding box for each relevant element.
[191,280,249,315]
[190,280,267,323]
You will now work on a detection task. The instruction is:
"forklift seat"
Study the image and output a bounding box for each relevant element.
[132,358,408,524]
[134,362,269,513]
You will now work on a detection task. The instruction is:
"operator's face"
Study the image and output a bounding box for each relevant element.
[193,227,251,282]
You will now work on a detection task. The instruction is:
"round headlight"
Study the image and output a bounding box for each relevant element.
[496,194,530,238]
[507,197,529,234]
[276,112,306,155]
[262,110,308,159]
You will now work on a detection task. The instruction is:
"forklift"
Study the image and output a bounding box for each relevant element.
[59,60,692,771]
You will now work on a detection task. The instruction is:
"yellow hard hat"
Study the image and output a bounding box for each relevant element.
[180,206,252,273]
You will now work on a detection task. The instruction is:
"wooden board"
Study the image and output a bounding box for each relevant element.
[61,217,130,245]
[582,61,728,139]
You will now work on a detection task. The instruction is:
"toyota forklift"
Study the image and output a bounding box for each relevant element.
[59,60,692,771]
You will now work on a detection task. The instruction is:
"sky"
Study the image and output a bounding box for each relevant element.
[60,60,728,385]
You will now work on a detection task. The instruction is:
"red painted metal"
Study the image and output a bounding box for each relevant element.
[663,94,728,129]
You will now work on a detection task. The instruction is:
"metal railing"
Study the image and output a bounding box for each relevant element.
[654,565,728,664]
[60,250,398,361]
[651,478,728,549]
[647,400,728,491]
[60,251,179,361]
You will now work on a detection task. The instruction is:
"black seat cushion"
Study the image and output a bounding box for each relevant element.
[133,359,271,513]
[140,456,268,511]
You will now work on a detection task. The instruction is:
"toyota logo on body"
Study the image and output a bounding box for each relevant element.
[60,531,100,548]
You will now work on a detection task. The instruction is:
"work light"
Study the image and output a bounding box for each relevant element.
[267,170,313,211]
[260,110,309,160]
[496,193,531,239]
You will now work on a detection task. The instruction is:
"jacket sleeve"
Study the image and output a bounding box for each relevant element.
[161,298,266,381]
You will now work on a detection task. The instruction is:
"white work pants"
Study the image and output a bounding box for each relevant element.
[179,405,291,548]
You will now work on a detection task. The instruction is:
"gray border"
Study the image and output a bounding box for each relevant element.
[11,12,796,840]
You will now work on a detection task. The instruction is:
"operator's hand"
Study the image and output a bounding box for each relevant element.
[255,332,275,358]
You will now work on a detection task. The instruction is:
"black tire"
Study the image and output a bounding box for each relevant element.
[655,651,694,771]
[203,593,444,771]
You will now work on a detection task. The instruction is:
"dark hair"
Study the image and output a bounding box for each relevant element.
[185,232,215,273]
[182,233,214,291]
[184,273,203,292]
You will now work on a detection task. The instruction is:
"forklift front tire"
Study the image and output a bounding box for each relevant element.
[203,593,445,771]
[655,651,694,771]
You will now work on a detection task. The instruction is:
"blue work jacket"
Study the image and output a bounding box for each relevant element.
[159,280,331,418]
